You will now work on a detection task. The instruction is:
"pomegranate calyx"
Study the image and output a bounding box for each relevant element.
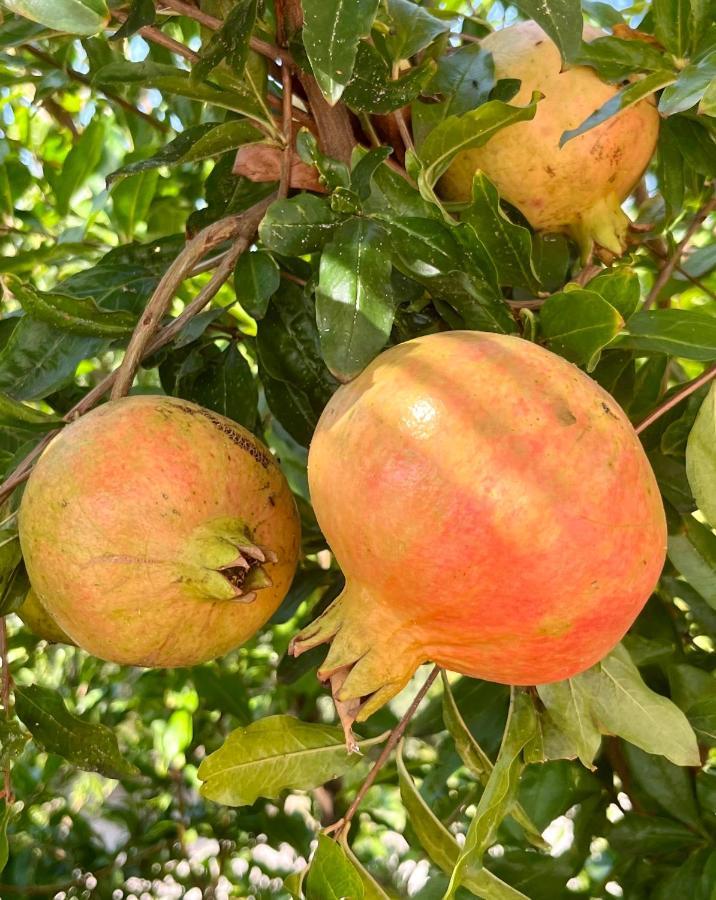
[569,193,630,262]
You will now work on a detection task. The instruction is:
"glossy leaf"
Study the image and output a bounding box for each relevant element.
[343,44,437,115]
[587,268,641,321]
[302,0,380,104]
[54,117,105,216]
[575,36,672,81]
[4,0,108,35]
[0,392,62,429]
[561,71,676,145]
[198,715,383,806]
[540,288,623,368]
[668,514,716,609]
[316,218,394,382]
[617,309,716,360]
[382,0,452,61]
[659,50,716,115]
[192,0,257,81]
[306,834,364,900]
[511,0,582,62]
[686,383,716,527]
[109,0,154,40]
[233,250,280,320]
[111,170,159,242]
[652,0,692,56]
[622,743,703,830]
[462,173,541,292]
[259,194,344,256]
[14,684,139,779]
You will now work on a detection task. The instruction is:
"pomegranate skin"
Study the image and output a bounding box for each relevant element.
[291,332,666,721]
[439,22,660,257]
[20,396,300,667]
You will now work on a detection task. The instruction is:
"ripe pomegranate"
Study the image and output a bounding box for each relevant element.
[291,332,665,728]
[20,396,300,667]
[438,22,660,258]
[18,589,73,645]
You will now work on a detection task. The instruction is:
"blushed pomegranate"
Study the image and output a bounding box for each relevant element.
[291,332,665,727]
[439,22,660,258]
[20,396,300,667]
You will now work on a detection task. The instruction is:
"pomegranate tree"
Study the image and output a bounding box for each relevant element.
[19,396,300,667]
[439,22,660,257]
[291,332,666,726]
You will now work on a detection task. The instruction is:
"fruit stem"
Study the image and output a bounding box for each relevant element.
[326,665,440,841]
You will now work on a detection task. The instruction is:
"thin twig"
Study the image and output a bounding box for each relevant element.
[327,665,440,840]
[645,242,716,303]
[0,617,13,804]
[0,197,274,504]
[23,45,168,133]
[636,364,716,435]
[643,193,716,310]
[112,9,199,63]
[394,110,414,155]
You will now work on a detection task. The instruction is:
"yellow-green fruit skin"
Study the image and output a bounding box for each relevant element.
[18,588,74,644]
[439,22,660,255]
[19,396,301,668]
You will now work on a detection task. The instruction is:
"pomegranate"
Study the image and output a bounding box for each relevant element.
[19,396,300,667]
[18,588,74,645]
[291,332,665,729]
[438,22,660,258]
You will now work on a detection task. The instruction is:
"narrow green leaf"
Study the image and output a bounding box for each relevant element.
[3,0,108,35]
[259,194,344,256]
[463,173,541,292]
[396,743,528,900]
[447,690,537,896]
[653,0,692,56]
[192,0,257,81]
[0,801,9,874]
[622,743,704,830]
[111,169,159,242]
[659,50,716,115]
[180,343,258,432]
[14,684,139,779]
[575,35,673,82]
[617,309,716,360]
[560,71,676,146]
[339,834,391,900]
[233,250,280,320]
[54,117,105,216]
[540,289,623,367]
[442,674,547,851]
[316,218,395,382]
[686,383,716,527]
[0,393,62,429]
[6,277,137,337]
[302,0,380,104]
[511,0,583,62]
[668,514,716,609]
[382,0,452,61]
[306,835,364,900]
[420,95,541,188]
[197,715,383,806]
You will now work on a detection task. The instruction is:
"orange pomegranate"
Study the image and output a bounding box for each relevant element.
[439,22,660,258]
[291,332,666,726]
[20,396,300,667]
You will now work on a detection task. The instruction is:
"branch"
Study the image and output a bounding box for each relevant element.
[0,196,274,504]
[112,9,199,63]
[325,665,440,840]
[645,241,716,303]
[110,198,270,398]
[643,192,716,311]
[23,45,168,133]
[635,363,716,435]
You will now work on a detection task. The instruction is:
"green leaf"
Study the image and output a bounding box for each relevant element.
[14,684,139,779]
[622,743,703,830]
[259,194,344,256]
[670,663,716,746]
[411,44,495,149]
[191,665,251,725]
[0,527,22,608]
[575,36,673,82]
[462,173,541,293]
[306,835,364,900]
[111,169,159,242]
[295,128,351,190]
[302,0,380,104]
[577,644,700,767]
[536,678,602,769]
[316,218,395,382]
[0,392,62,429]
[109,0,154,40]
[192,0,257,81]
[653,0,692,56]
[342,44,437,114]
[686,383,716,527]
[560,71,676,145]
[0,801,9,874]
[442,674,547,851]
[53,117,105,216]
[197,715,383,806]
[419,95,541,189]
[179,343,258,432]
[540,288,623,368]
[396,742,528,900]
[339,834,391,900]
[0,716,30,770]
[659,50,716,115]
[616,309,716,360]
[447,689,537,896]
[3,0,108,35]
[587,268,641,321]
[608,815,702,855]
[668,514,716,609]
[382,0,452,61]
[233,250,280,320]
[511,0,583,62]
[6,277,137,337]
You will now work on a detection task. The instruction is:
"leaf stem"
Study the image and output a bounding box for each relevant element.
[327,665,440,840]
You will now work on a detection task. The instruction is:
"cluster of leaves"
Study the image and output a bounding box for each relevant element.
[0,0,714,897]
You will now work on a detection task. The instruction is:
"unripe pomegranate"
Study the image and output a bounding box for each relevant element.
[20,396,300,667]
[17,588,74,645]
[439,22,660,257]
[291,332,665,726]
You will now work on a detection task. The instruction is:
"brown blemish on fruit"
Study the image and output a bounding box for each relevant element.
[177,403,271,468]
